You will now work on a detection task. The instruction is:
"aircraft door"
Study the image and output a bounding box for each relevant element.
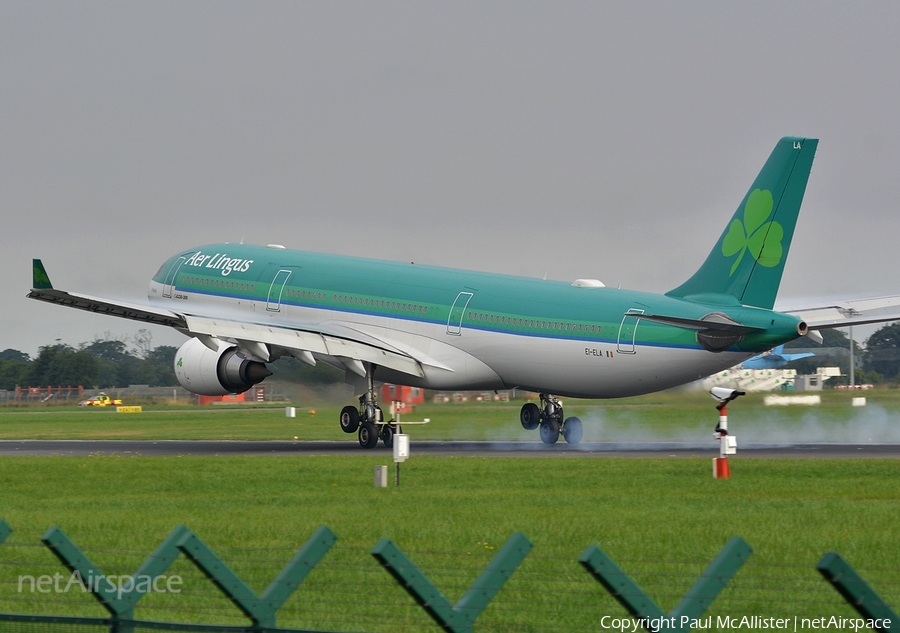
[162,257,186,298]
[617,309,644,354]
[447,292,473,335]
[266,270,293,312]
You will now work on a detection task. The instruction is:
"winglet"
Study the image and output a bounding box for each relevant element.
[32,259,53,290]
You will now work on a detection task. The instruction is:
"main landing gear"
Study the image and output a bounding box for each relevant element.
[338,364,397,449]
[520,393,583,445]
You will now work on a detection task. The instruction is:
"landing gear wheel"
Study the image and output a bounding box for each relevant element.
[381,425,394,448]
[340,406,359,434]
[539,419,560,445]
[358,422,379,449]
[562,417,583,445]
[520,403,540,430]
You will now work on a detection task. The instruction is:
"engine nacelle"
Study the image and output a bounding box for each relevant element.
[174,337,272,396]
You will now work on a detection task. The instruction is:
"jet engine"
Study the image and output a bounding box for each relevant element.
[174,337,272,396]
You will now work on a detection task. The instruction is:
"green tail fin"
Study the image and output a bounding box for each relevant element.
[32,259,53,290]
[666,137,818,309]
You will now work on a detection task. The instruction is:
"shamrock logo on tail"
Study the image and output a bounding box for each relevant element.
[33,266,51,287]
[721,188,784,276]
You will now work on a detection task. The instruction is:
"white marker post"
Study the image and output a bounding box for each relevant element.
[393,433,409,486]
[374,465,388,488]
[387,400,427,486]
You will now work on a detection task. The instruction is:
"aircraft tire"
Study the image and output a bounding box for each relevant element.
[539,419,560,445]
[381,425,394,449]
[340,406,359,433]
[562,417,583,444]
[520,403,540,430]
[358,422,379,449]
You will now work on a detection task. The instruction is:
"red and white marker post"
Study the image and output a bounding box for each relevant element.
[710,388,744,479]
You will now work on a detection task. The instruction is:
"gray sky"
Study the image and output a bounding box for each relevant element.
[3,2,899,357]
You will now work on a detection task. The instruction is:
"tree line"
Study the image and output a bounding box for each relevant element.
[0,330,177,391]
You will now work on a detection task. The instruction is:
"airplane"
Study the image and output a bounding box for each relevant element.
[740,344,815,370]
[28,137,900,449]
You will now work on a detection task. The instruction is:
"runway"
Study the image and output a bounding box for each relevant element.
[1,439,899,458]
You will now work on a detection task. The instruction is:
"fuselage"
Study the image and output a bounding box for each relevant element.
[148,243,804,399]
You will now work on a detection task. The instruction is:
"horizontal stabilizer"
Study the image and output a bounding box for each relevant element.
[742,344,815,369]
[633,312,762,334]
[780,294,900,330]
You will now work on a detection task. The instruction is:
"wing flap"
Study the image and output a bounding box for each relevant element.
[319,321,454,372]
[183,315,425,378]
[184,315,329,354]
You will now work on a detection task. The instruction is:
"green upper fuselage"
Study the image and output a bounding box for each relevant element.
[152,242,804,354]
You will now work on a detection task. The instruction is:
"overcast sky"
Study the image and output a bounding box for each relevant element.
[2,2,899,357]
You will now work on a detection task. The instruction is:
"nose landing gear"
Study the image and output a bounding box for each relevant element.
[520,393,582,445]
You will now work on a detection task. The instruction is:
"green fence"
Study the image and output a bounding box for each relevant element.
[0,520,895,633]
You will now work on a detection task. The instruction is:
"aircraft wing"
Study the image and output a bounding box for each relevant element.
[28,258,186,327]
[28,259,427,379]
[26,287,187,329]
[778,294,900,330]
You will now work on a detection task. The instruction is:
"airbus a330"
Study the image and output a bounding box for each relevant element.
[29,137,900,448]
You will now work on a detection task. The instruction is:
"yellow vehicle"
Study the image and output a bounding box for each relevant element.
[77,394,123,407]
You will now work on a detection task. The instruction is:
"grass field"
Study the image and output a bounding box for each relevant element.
[0,393,898,632]
[1,458,899,631]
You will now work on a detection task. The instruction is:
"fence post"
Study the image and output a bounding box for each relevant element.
[372,532,532,633]
[259,526,338,612]
[42,527,134,623]
[670,537,752,623]
[578,544,667,622]
[176,525,337,629]
[42,525,192,633]
[817,552,897,633]
[579,537,752,632]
